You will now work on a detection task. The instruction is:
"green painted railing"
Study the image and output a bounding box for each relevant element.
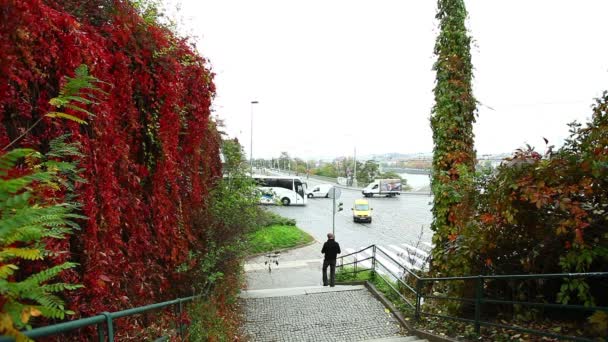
[0,295,202,341]
[337,244,608,341]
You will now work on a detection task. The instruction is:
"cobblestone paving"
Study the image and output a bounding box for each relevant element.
[240,289,404,342]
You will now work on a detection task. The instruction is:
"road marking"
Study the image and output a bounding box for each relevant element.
[379,246,418,270]
[364,248,403,275]
[387,244,426,269]
[422,241,434,249]
[401,243,430,259]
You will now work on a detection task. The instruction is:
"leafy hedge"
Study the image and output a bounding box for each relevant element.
[473,93,608,307]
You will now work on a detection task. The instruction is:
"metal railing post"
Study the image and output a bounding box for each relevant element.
[474,276,483,335]
[100,312,114,342]
[415,278,423,322]
[354,253,358,275]
[178,300,184,340]
[173,299,181,340]
[372,245,376,274]
[97,323,105,341]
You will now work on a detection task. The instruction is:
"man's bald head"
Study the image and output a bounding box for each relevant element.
[327,233,334,239]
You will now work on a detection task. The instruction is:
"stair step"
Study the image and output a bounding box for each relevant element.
[358,336,427,342]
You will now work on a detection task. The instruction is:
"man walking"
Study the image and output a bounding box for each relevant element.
[321,233,341,287]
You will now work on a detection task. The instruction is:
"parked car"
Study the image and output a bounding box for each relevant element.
[352,199,372,223]
[307,184,333,198]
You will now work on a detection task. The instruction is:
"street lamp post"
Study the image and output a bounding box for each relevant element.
[250,100,258,175]
[353,147,357,187]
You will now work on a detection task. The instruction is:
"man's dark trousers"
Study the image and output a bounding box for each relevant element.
[323,259,336,286]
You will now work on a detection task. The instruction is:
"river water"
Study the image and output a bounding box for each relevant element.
[399,173,431,191]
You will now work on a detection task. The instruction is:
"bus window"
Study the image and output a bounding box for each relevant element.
[254,178,268,187]
[277,178,294,190]
[265,178,279,187]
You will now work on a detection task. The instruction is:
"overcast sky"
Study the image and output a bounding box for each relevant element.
[164,0,608,160]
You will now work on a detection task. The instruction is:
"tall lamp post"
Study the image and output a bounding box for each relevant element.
[250,100,258,175]
[353,147,357,187]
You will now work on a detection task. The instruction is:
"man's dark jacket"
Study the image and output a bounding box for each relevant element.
[321,239,341,260]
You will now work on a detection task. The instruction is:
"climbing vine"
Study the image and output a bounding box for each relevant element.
[429,0,478,278]
[0,0,220,338]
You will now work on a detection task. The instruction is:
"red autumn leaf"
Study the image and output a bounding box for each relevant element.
[479,213,494,224]
[575,229,584,244]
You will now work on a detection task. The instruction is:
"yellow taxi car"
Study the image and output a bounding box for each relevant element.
[352,199,372,223]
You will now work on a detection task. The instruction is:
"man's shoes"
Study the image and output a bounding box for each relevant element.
[330,285,335,287]
[323,284,328,286]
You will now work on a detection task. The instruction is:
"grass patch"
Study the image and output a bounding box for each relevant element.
[246,224,314,255]
[337,268,416,314]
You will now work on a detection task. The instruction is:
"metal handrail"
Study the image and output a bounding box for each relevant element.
[336,244,608,341]
[339,244,374,259]
[0,295,203,342]
[375,246,421,280]
[340,256,373,268]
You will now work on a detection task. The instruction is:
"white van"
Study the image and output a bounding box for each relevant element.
[307,184,333,198]
[362,179,401,198]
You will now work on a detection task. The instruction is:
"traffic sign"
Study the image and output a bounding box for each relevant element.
[328,187,341,199]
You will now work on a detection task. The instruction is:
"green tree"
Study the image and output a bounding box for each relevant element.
[429,0,477,278]
[356,160,380,185]
[314,162,338,178]
[293,158,307,174]
[278,152,291,170]
[188,137,262,292]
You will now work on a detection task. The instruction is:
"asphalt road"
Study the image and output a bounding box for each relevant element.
[268,178,434,252]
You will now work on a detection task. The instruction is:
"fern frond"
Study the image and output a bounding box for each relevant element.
[0,191,32,211]
[0,264,19,279]
[36,305,66,320]
[65,103,96,117]
[0,177,33,195]
[2,226,44,245]
[0,172,55,194]
[0,65,90,336]
[45,135,84,158]
[62,95,95,105]
[21,262,78,286]
[0,149,39,174]
[40,283,83,293]
[45,112,88,125]
[0,248,43,261]
[26,293,65,311]
[0,206,72,241]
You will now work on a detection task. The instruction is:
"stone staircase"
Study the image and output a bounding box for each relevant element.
[239,285,428,342]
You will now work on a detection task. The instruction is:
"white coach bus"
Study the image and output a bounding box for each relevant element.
[253,175,307,206]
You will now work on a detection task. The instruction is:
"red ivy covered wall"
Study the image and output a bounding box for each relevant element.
[0,0,221,327]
